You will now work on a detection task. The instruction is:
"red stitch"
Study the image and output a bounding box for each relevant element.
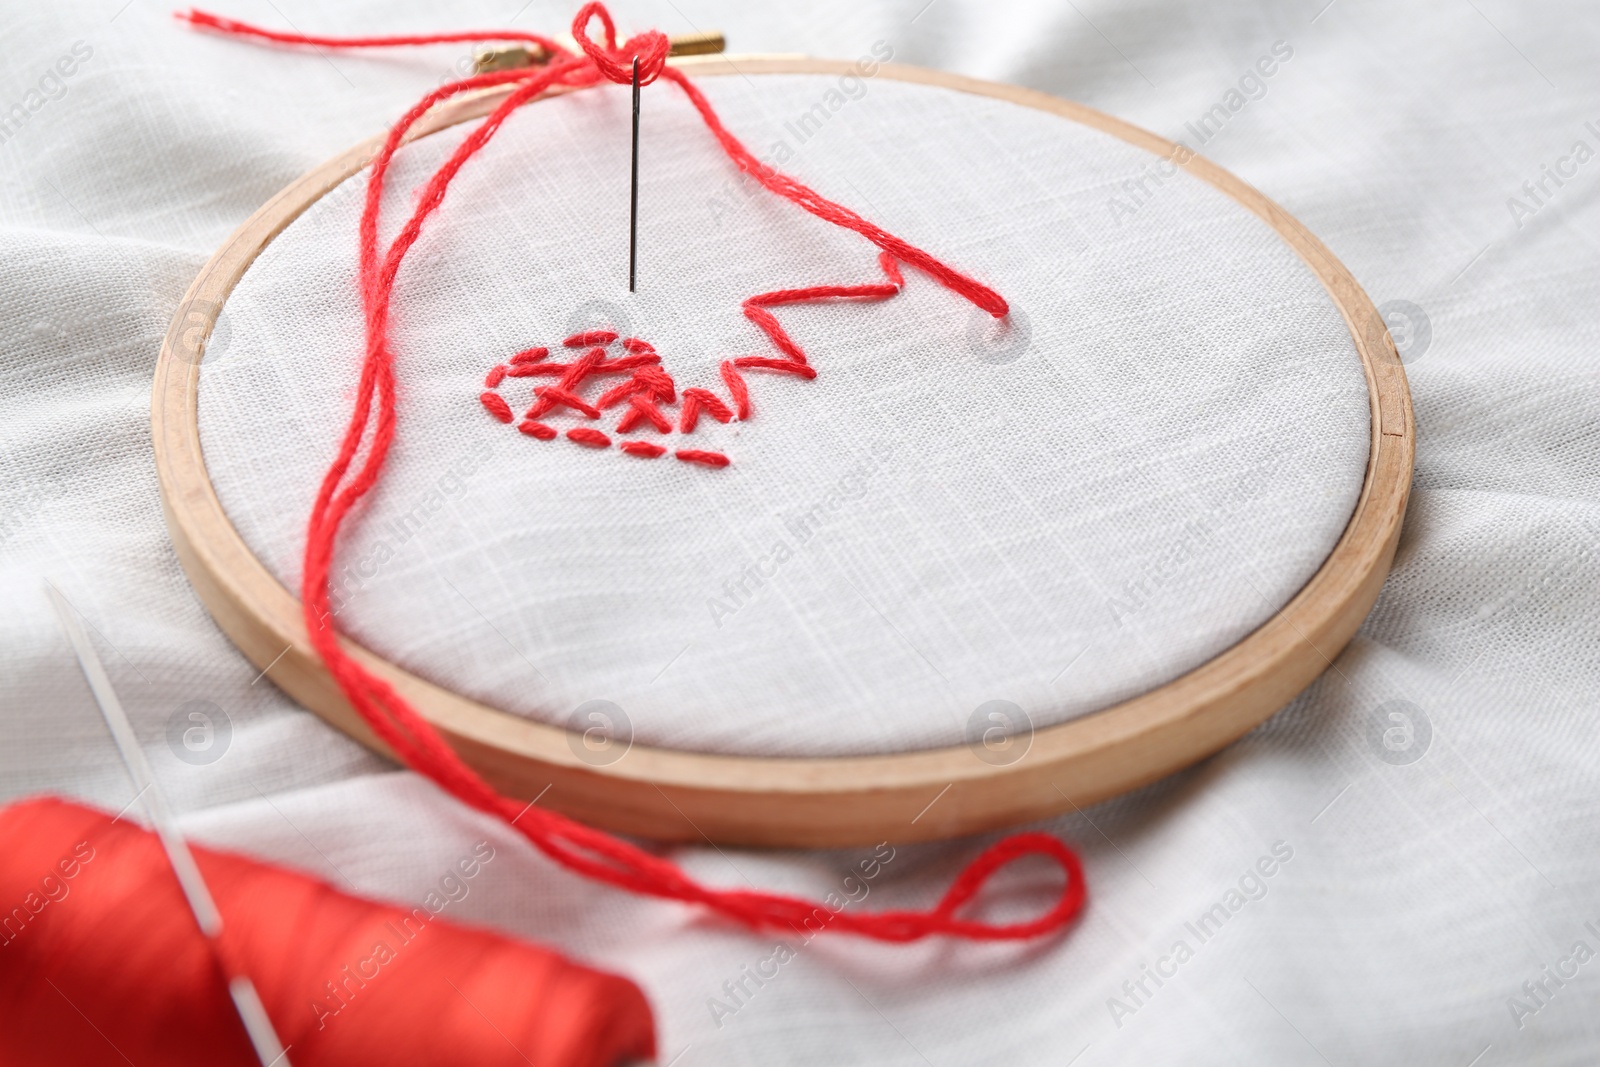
[595,353,661,372]
[527,386,601,419]
[675,449,730,468]
[620,440,666,458]
[510,346,550,364]
[741,304,805,364]
[739,274,901,366]
[506,362,568,377]
[518,419,557,440]
[719,360,750,420]
[615,394,672,433]
[485,364,507,388]
[479,392,513,422]
[563,329,618,348]
[214,2,1077,947]
[596,379,642,409]
[510,350,655,380]
[566,427,611,448]
[558,346,607,389]
[621,337,654,354]
[597,366,675,408]
[679,387,734,433]
[747,282,899,307]
[640,365,676,402]
[732,356,818,379]
[879,251,904,288]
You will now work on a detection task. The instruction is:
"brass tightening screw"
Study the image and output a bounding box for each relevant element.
[474,31,725,74]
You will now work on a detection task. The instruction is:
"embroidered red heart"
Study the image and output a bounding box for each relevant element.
[478,251,908,468]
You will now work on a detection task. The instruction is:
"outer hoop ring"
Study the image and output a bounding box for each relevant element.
[153,56,1413,847]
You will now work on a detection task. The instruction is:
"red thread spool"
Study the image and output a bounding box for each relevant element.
[0,796,654,1067]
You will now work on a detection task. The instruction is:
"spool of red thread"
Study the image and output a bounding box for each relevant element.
[0,796,655,1066]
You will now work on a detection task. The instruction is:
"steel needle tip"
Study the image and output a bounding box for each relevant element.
[629,56,640,294]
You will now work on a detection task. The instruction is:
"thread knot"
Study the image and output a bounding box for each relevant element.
[572,2,669,85]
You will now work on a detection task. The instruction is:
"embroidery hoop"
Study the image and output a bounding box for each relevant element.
[152,55,1413,847]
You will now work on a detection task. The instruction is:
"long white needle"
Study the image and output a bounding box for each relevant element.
[46,580,291,1067]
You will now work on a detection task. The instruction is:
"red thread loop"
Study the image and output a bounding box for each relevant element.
[571,2,669,85]
[182,3,1080,945]
[924,834,1086,939]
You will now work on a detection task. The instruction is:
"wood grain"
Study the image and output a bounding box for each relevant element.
[151,57,1413,847]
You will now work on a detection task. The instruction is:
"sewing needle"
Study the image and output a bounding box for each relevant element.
[629,55,640,293]
[45,581,291,1067]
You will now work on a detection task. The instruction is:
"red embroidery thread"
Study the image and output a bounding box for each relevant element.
[675,449,731,468]
[677,388,733,433]
[566,427,611,448]
[615,395,672,433]
[564,329,618,347]
[527,385,601,420]
[598,367,672,408]
[184,3,1085,944]
[719,361,750,419]
[731,356,817,380]
[479,392,512,422]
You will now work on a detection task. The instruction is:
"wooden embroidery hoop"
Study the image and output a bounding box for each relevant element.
[152,55,1413,848]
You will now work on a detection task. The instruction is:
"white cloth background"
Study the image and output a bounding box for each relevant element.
[198,73,1369,756]
[1,1,1597,1064]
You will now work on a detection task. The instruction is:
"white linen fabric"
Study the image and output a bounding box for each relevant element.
[2,1,1597,1065]
[197,73,1370,756]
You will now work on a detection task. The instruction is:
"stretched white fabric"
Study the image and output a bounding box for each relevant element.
[199,74,1369,756]
[2,2,1597,1064]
